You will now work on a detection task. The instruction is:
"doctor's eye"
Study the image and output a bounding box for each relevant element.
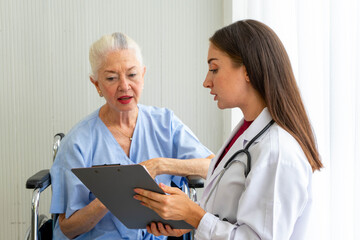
[209,69,218,74]
[128,73,137,78]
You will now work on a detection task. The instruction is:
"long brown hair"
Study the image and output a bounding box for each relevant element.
[210,19,322,171]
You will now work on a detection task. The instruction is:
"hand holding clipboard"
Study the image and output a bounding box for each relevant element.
[72,164,193,229]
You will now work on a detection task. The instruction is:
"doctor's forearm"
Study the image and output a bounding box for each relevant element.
[159,155,213,179]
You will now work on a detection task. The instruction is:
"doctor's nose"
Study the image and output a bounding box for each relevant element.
[203,74,212,89]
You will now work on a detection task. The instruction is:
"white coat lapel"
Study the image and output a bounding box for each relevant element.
[242,108,273,146]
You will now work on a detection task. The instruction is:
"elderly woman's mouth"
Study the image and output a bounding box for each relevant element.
[118,96,133,104]
[118,96,132,100]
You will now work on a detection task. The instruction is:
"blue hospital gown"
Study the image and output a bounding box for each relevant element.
[50,104,212,239]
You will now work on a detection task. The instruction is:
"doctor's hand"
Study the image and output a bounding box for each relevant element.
[146,222,190,237]
[133,183,206,228]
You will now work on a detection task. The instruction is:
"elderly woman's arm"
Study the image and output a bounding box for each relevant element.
[58,198,108,239]
[140,154,214,179]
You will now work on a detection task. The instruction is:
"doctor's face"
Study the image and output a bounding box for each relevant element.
[203,43,250,110]
[91,49,146,113]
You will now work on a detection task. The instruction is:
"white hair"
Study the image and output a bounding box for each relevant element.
[89,32,143,80]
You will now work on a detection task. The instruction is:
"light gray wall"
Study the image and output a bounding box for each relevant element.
[0,0,224,238]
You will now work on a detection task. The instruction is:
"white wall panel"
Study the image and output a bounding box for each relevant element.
[0,0,223,238]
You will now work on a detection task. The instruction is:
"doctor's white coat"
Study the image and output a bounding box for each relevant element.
[195,108,313,240]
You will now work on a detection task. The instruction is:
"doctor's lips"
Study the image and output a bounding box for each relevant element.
[118,95,133,104]
[210,92,217,100]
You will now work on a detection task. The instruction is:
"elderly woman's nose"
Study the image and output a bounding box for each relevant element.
[118,78,130,91]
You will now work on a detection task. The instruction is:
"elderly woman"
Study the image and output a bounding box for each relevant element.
[50,32,214,239]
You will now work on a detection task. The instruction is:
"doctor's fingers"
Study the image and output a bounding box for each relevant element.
[134,185,184,202]
[134,193,165,211]
[135,193,183,220]
[147,222,187,237]
[134,188,164,202]
[163,224,191,237]
[136,195,183,221]
[159,183,185,195]
[147,222,162,236]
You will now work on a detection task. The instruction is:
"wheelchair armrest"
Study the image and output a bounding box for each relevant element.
[26,169,51,191]
[186,175,204,188]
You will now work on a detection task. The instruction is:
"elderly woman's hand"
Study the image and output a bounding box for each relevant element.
[133,183,206,229]
[139,158,163,179]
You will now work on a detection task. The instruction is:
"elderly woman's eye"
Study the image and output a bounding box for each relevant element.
[106,77,116,81]
[128,73,137,78]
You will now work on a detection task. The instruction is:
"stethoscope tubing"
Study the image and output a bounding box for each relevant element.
[224,119,275,177]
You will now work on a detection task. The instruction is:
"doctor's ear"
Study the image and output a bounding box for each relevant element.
[244,68,250,83]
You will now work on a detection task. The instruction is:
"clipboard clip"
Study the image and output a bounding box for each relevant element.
[92,163,122,168]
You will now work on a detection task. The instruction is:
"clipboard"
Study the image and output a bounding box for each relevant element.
[71,164,193,229]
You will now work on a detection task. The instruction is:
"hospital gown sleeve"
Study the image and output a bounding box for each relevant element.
[50,134,93,219]
[170,113,213,187]
[170,114,212,159]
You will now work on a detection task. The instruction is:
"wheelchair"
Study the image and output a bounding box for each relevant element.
[25,133,204,240]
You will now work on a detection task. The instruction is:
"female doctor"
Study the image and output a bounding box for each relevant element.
[134,19,323,239]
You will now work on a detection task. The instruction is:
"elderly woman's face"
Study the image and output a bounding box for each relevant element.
[94,49,145,113]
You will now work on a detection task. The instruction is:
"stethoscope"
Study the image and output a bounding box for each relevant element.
[204,119,275,209]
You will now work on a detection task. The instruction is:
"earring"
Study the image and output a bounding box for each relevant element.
[98,90,103,97]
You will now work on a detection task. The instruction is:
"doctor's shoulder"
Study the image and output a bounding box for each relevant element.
[272,124,312,174]
[253,124,312,174]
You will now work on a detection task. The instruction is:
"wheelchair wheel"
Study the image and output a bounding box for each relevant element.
[38,214,53,240]
[24,214,52,240]
[24,227,31,240]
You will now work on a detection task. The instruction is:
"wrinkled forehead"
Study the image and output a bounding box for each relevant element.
[100,49,142,70]
[105,46,143,63]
